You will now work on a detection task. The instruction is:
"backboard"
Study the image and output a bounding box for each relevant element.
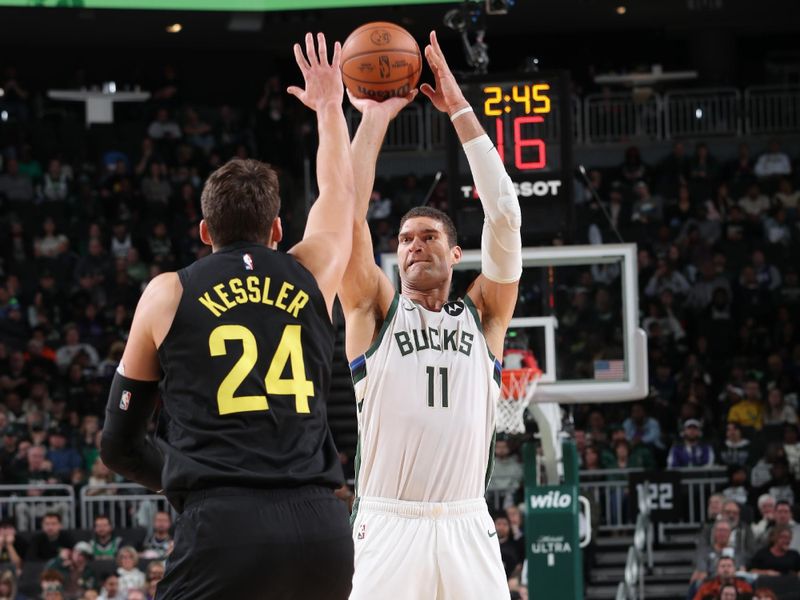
[380,243,648,404]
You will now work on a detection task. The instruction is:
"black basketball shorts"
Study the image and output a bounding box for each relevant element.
[156,485,354,600]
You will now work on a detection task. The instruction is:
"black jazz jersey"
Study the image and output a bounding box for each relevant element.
[156,242,343,500]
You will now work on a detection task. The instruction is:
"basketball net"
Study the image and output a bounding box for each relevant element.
[497,368,542,435]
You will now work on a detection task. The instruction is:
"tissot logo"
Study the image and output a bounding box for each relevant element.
[460,180,562,199]
[443,301,464,317]
[529,491,572,509]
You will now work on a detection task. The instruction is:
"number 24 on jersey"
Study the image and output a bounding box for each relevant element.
[208,324,314,416]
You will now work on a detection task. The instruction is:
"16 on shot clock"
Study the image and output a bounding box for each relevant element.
[448,71,574,244]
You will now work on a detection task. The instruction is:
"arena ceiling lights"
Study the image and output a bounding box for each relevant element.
[1,0,460,9]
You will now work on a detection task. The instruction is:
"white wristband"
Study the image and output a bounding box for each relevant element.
[449,106,473,122]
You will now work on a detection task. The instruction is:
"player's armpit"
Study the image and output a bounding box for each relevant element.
[340,247,395,361]
[467,275,519,359]
[339,223,392,311]
[101,372,163,492]
[342,293,391,362]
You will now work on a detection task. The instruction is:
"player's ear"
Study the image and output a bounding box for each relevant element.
[199,220,213,247]
[269,217,283,249]
[450,244,462,266]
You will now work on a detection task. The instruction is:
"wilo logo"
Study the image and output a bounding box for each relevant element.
[529,491,572,510]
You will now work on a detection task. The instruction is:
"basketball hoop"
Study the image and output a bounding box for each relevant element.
[497,367,542,435]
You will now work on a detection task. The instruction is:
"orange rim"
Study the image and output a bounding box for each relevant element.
[500,368,542,400]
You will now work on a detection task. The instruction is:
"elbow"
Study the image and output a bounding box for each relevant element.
[99,432,122,474]
[99,434,113,468]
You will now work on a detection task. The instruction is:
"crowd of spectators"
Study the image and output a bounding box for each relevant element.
[0,65,317,598]
[2,62,800,598]
[484,138,800,597]
[0,510,170,599]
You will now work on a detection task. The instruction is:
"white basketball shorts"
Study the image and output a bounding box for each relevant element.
[349,497,509,600]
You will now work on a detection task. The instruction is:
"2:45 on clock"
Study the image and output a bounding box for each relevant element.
[484,84,551,116]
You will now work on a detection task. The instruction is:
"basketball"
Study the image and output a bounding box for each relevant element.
[341,21,422,101]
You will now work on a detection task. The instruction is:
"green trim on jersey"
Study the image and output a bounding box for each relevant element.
[353,432,362,496]
[492,361,502,387]
[350,496,361,528]
[463,295,498,364]
[350,432,363,527]
[351,360,367,386]
[365,293,400,359]
[464,296,501,492]
[484,429,497,491]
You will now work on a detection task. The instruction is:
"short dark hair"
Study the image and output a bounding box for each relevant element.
[43,512,62,522]
[493,512,510,523]
[769,524,792,545]
[94,514,111,524]
[399,206,457,247]
[200,158,280,247]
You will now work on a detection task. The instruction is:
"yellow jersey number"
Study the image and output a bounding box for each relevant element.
[208,324,314,416]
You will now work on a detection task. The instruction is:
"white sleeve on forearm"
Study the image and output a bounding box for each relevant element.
[463,134,522,283]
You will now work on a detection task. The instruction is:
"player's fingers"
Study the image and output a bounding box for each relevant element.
[406,89,419,102]
[293,43,310,72]
[331,41,342,69]
[430,31,443,56]
[317,33,328,66]
[286,86,304,100]
[425,45,442,72]
[419,83,436,99]
[305,32,318,66]
[429,31,451,70]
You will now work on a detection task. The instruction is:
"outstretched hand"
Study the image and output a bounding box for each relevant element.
[287,32,344,111]
[346,89,419,122]
[420,31,468,115]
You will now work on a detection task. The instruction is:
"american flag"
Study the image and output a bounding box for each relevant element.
[594,360,625,380]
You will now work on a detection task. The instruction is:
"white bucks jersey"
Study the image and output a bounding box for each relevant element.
[350,292,501,502]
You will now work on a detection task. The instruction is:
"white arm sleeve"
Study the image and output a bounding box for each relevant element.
[462,134,522,283]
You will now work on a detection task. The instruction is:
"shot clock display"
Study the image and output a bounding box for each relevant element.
[448,71,574,245]
[482,82,553,171]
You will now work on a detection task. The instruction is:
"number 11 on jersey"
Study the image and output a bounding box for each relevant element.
[426,366,449,408]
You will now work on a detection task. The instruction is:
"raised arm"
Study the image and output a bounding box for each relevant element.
[420,31,521,358]
[338,92,416,360]
[286,33,356,317]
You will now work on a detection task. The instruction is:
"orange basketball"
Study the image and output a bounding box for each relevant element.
[341,22,421,101]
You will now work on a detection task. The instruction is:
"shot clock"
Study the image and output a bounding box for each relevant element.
[447,71,574,245]
[482,82,553,170]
